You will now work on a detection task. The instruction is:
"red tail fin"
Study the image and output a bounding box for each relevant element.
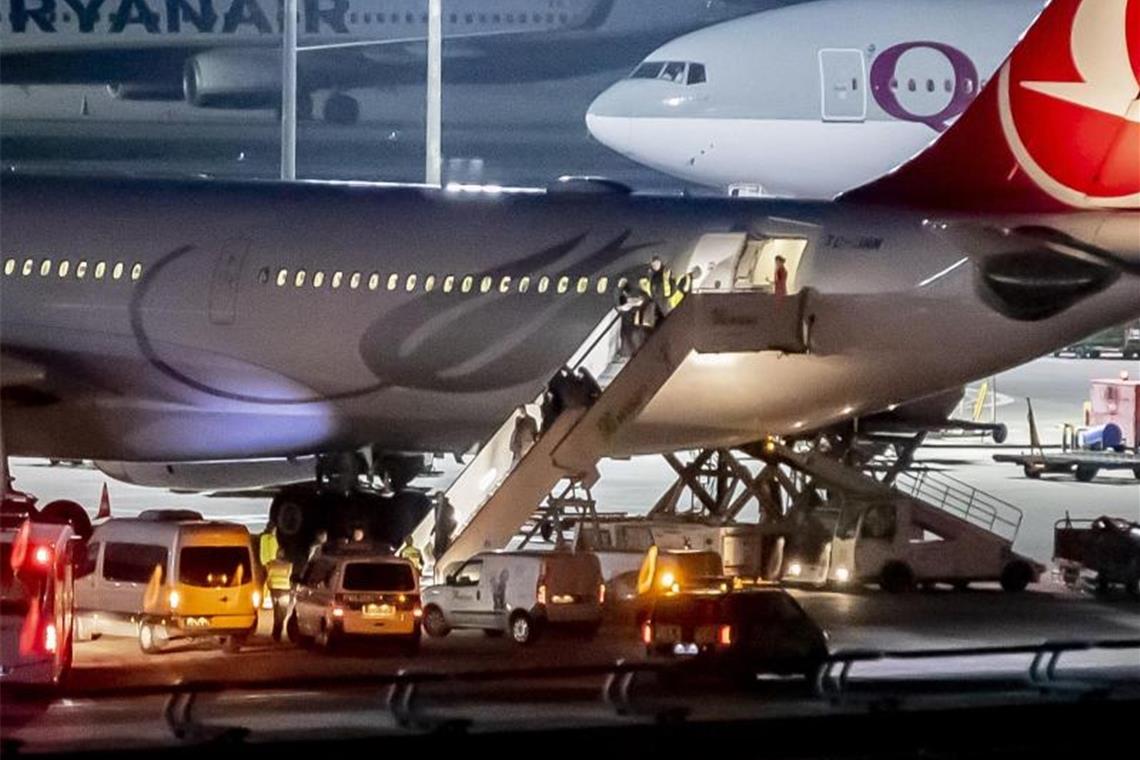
[96,483,111,521]
[845,0,1140,211]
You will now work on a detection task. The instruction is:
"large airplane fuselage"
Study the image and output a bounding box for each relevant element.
[586,0,1046,197]
[2,175,1137,464]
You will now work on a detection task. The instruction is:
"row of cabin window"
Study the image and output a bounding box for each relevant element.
[346,11,570,25]
[265,267,611,296]
[3,257,143,282]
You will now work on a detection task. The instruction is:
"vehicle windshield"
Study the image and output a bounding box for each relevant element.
[342,562,415,591]
[178,546,252,587]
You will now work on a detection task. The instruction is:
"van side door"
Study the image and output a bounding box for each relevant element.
[447,559,484,627]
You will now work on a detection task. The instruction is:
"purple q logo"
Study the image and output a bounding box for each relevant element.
[869,42,979,132]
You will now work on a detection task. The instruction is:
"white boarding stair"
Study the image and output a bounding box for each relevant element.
[765,441,1025,547]
[418,290,810,578]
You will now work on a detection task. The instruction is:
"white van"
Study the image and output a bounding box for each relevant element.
[421,551,603,644]
[75,511,260,653]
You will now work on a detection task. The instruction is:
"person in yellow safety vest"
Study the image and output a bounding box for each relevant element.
[397,535,424,575]
[668,265,701,310]
[265,549,294,642]
[258,526,279,569]
[638,256,675,326]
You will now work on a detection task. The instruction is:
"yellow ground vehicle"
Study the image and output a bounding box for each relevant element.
[75,511,260,654]
[633,546,724,624]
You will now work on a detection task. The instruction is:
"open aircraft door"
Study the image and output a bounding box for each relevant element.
[208,238,250,326]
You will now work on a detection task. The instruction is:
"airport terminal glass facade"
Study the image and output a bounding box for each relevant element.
[0,1,769,188]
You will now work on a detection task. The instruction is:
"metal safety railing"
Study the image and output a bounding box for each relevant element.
[893,469,1023,542]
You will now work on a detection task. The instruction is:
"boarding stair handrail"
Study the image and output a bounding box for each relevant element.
[893,468,1023,542]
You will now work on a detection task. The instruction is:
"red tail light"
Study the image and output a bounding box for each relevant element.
[32,545,53,568]
[641,621,653,645]
[718,625,733,646]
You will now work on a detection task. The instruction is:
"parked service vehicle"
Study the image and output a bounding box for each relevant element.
[1,518,75,688]
[1054,516,1140,597]
[644,588,828,681]
[422,551,604,644]
[75,511,260,654]
[633,547,725,624]
[825,496,1041,593]
[288,544,421,651]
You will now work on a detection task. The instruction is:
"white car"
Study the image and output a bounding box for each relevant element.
[288,544,421,652]
[421,551,603,645]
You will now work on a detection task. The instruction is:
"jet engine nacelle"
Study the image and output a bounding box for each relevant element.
[95,457,316,492]
[107,82,185,101]
[183,49,281,109]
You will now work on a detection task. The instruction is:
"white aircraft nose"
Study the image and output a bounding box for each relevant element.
[588,87,633,157]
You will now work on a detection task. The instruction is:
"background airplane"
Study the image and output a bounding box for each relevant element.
[0,0,782,123]
[1,0,1137,559]
[586,0,1046,198]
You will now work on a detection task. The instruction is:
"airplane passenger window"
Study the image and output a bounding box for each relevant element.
[499,276,512,293]
[443,275,456,293]
[537,276,550,293]
[461,275,474,293]
[890,78,898,90]
[22,258,33,276]
[94,261,107,279]
[908,79,916,92]
[387,273,399,291]
[331,272,343,289]
[130,263,142,281]
[405,274,417,291]
[596,276,609,294]
[111,262,124,280]
[58,260,71,278]
[424,275,436,292]
[294,269,306,287]
[944,79,953,92]
[256,267,269,284]
[276,269,288,287]
[926,79,935,92]
[687,63,707,85]
[556,276,570,294]
[576,276,589,294]
[631,62,665,79]
[368,273,381,290]
[312,271,325,288]
[76,261,88,279]
[3,259,14,276]
[518,276,531,293]
[480,275,493,293]
[349,272,362,289]
[39,258,52,277]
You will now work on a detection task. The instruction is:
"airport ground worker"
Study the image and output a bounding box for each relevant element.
[509,405,539,465]
[265,550,293,642]
[613,277,644,356]
[397,535,424,575]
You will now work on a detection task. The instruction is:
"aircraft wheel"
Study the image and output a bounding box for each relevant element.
[1074,465,1098,483]
[323,93,360,125]
[1132,467,1140,480]
[991,424,1008,444]
[38,499,93,542]
[1023,464,1041,479]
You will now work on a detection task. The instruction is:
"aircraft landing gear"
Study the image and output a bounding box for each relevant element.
[269,452,433,564]
[322,93,360,125]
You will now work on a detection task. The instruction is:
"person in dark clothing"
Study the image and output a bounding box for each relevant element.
[431,493,457,562]
[646,256,674,319]
[773,254,789,297]
[542,368,574,432]
[613,277,643,357]
[574,367,602,402]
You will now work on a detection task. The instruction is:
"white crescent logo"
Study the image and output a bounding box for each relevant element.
[998,0,1140,208]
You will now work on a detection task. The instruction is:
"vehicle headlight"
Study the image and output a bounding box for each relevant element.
[659,571,675,589]
[834,566,850,583]
[252,590,262,608]
[788,563,802,577]
[168,590,181,610]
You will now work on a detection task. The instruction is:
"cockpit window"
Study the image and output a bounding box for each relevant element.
[661,61,686,83]
[629,61,706,85]
[630,61,665,79]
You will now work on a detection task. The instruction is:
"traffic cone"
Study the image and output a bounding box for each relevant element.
[96,483,111,520]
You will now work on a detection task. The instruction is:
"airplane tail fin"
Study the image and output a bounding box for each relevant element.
[96,483,111,521]
[843,0,1140,212]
